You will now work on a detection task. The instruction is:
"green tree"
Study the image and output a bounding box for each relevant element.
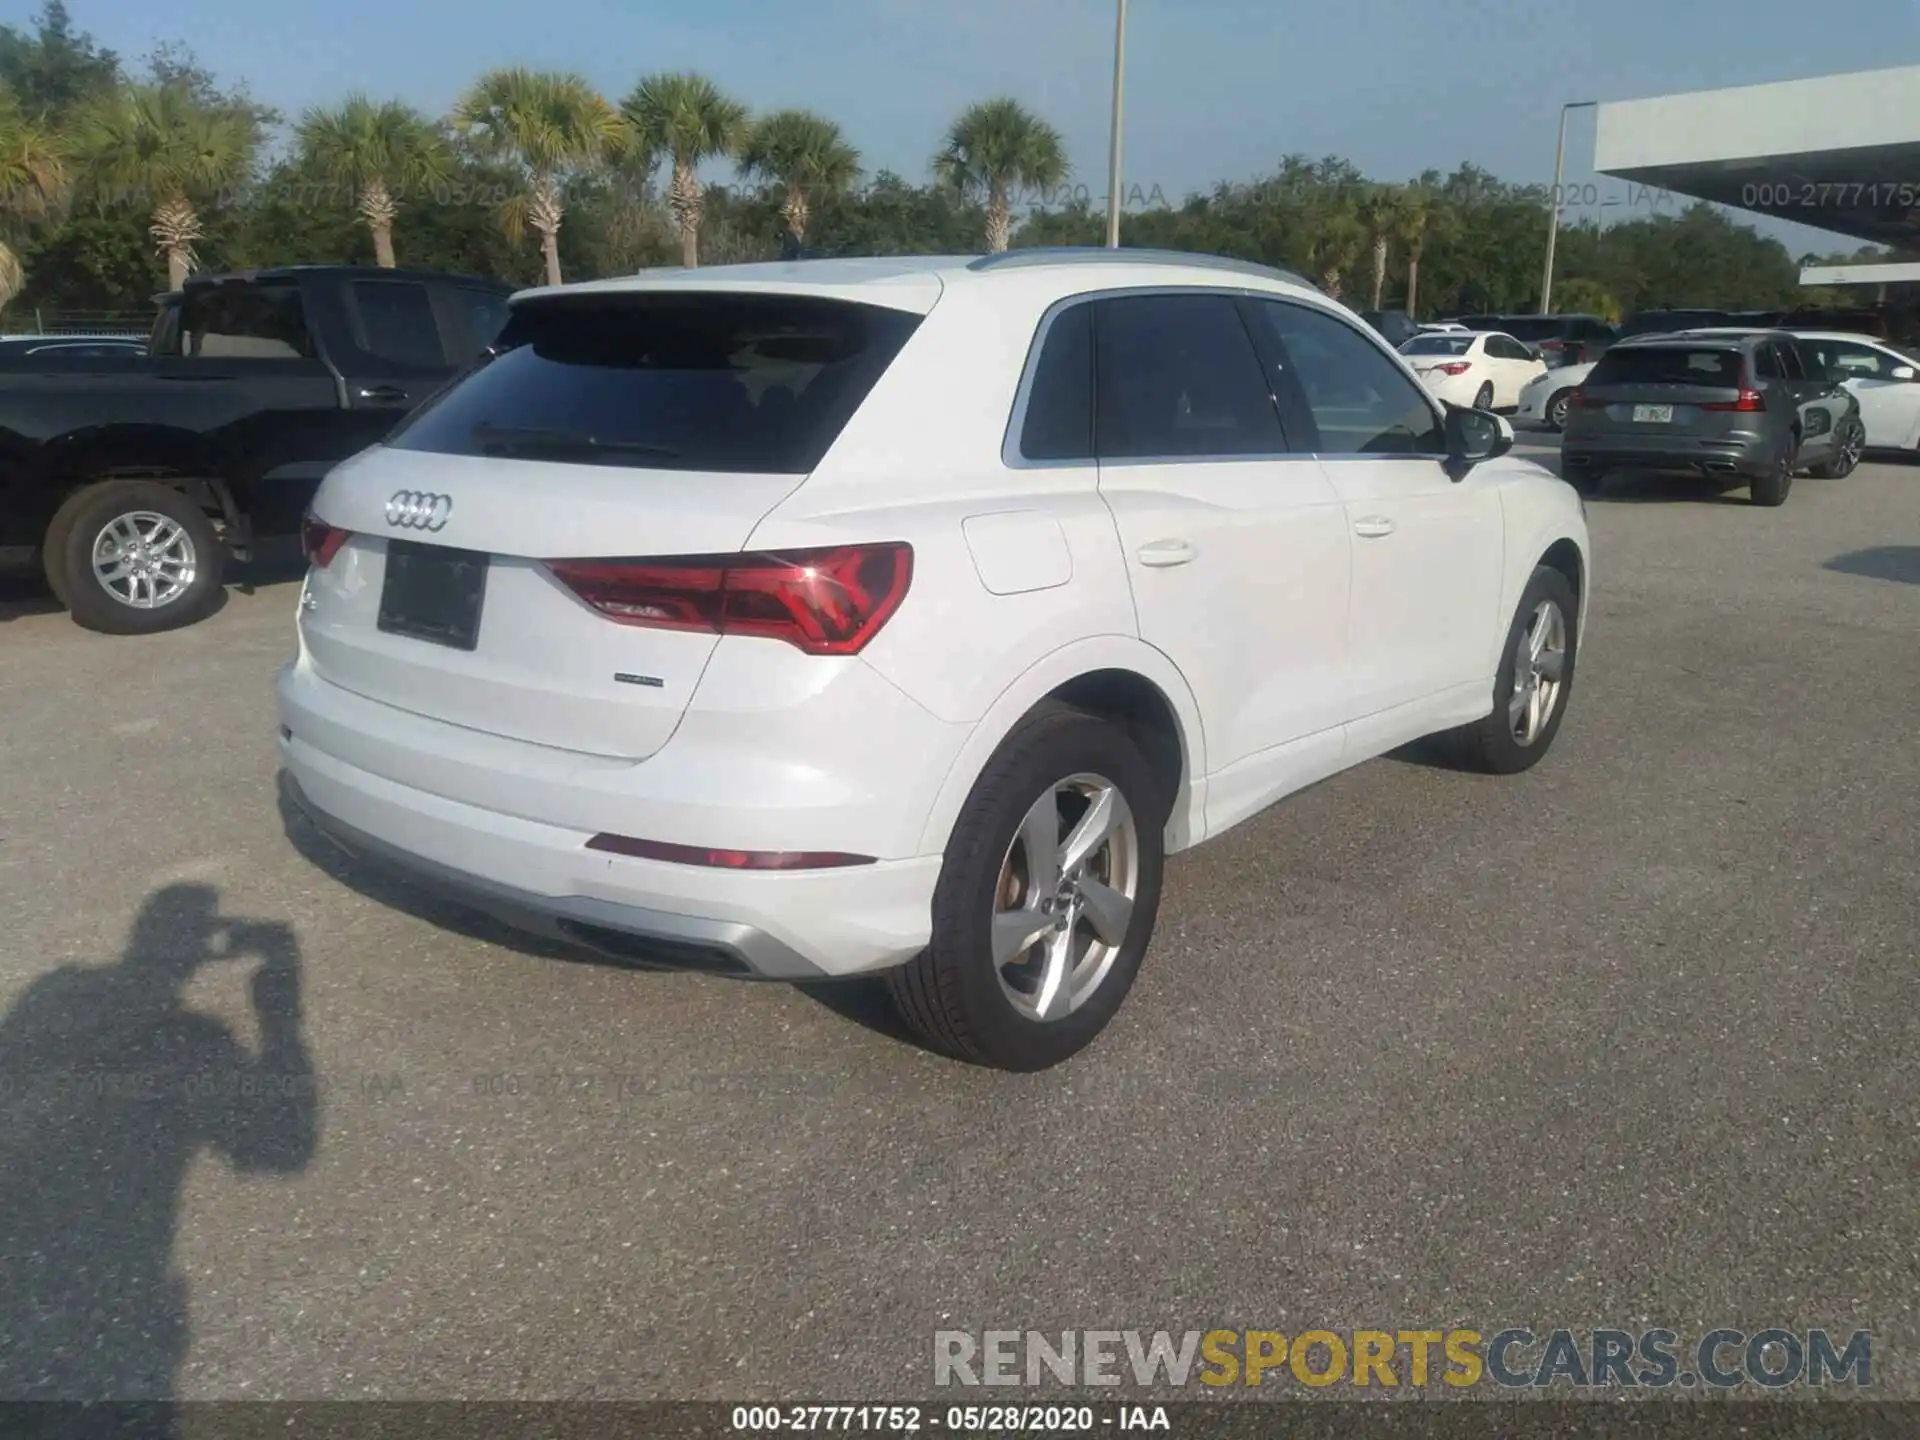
[296,97,450,268]
[1357,183,1404,310]
[1551,275,1620,322]
[0,83,65,312]
[737,108,858,251]
[933,97,1066,253]
[74,81,257,289]
[623,71,749,267]
[0,1,117,121]
[453,67,625,286]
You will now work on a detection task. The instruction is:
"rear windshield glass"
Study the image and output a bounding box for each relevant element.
[1401,336,1472,355]
[1589,347,1743,386]
[387,293,922,474]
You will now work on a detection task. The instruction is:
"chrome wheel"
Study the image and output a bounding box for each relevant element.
[1508,600,1568,747]
[91,511,198,609]
[1548,392,1571,430]
[1835,426,1863,475]
[990,773,1140,1022]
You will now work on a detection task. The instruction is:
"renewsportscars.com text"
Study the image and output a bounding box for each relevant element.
[934,1327,1872,1390]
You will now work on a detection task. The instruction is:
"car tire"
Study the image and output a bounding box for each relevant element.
[1474,382,1495,410]
[887,701,1167,1071]
[1546,391,1573,432]
[1449,565,1579,776]
[57,481,225,635]
[1810,420,1864,479]
[1565,465,1604,497]
[1749,450,1793,507]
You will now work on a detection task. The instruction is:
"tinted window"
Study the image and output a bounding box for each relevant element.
[1777,341,1807,381]
[389,293,921,474]
[352,281,445,367]
[453,287,512,359]
[1252,299,1444,455]
[1018,303,1093,461]
[1496,317,1564,343]
[1489,335,1532,360]
[1402,335,1472,356]
[1589,347,1744,386]
[177,283,313,359]
[1753,344,1782,379]
[1092,294,1282,459]
[1618,310,1729,338]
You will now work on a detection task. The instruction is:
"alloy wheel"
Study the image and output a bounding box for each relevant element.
[990,773,1141,1022]
[91,512,198,610]
[1508,600,1568,747]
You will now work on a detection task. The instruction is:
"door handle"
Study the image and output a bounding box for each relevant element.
[1136,539,1197,567]
[1353,516,1396,539]
[357,384,409,404]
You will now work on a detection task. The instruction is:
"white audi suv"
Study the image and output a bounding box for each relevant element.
[280,249,1591,1071]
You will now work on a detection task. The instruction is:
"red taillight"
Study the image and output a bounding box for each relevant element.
[1568,389,1604,409]
[547,542,913,656]
[301,512,350,568]
[1702,388,1767,413]
[586,834,875,870]
[1438,361,1472,376]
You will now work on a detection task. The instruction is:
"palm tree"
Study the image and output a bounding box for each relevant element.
[453,68,625,287]
[622,72,749,268]
[1357,184,1404,310]
[75,82,255,289]
[295,96,449,269]
[1393,183,1452,318]
[1303,200,1367,300]
[737,108,859,252]
[933,98,1066,253]
[0,85,66,314]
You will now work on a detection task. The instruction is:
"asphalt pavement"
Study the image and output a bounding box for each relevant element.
[3,446,1918,1402]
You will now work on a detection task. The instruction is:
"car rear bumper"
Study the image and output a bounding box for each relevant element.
[1561,428,1774,476]
[276,659,947,979]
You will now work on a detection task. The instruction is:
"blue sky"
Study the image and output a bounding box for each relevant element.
[29,0,1920,252]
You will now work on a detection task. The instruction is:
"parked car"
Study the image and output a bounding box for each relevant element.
[1561,331,1864,505]
[1418,321,1471,334]
[1516,360,1597,432]
[1455,313,1616,368]
[279,250,1590,1072]
[0,334,146,358]
[1793,331,1920,450]
[0,264,512,634]
[1358,309,1421,347]
[1616,309,1731,339]
[1779,307,1890,341]
[1400,330,1549,410]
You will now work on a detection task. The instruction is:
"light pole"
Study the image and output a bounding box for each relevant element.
[1540,99,1598,314]
[1104,0,1128,247]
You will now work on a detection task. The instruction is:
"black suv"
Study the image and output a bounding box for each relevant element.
[1560,330,1864,507]
[1457,313,1616,368]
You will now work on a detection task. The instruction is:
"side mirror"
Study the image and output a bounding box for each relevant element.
[1892,365,1917,382]
[1444,404,1513,479]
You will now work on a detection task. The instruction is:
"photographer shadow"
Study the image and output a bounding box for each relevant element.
[0,885,318,1423]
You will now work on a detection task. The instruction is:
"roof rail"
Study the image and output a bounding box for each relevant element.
[967,246,1318,291]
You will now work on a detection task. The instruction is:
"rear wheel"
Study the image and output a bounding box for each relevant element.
[1546,390,1573,431]
[1749,449,1793,507]
[1474,382,1495,410]
[887,702,1166,1071]
[57,481,225,634]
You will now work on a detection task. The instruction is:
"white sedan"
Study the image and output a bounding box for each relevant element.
[1793,332,1920,450]
[1399,331,1548,410]
[1515,360,1597,432]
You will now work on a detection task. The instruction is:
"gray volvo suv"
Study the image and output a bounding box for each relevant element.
[1560,330,1864,507]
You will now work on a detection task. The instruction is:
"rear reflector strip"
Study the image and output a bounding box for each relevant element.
[586,834,876,870]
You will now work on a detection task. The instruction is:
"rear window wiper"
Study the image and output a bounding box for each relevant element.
[469,424,681,460]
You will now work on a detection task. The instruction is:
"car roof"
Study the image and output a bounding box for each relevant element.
[510,248,1326,316]
[1614,329,1771,348]
[183,264,511,290]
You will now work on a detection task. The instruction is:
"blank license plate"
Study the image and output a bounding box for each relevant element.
[1632,404,1674,423]
[378,540,488,650]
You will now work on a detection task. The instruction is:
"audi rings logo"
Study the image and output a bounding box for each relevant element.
[386,490,453,531]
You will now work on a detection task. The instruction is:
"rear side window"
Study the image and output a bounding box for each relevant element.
[1777,342,1807,381]
[351,281,445,368]
[1589,348,1744,386]
[1092,293,1282,459]
[1018,303,1093,461]
[388,293,922,474]
[1754,345,1782,380]
[178,283,314,359]
[452,287,511,359]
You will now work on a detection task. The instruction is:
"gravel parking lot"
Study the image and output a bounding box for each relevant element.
[3,444,1918,1402]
